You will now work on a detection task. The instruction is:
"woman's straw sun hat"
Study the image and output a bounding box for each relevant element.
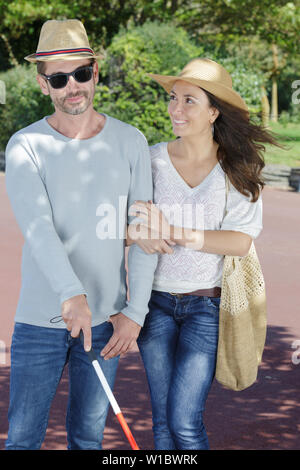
[148,58,248,112]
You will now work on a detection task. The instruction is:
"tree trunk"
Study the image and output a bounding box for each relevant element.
[0,33,18,67]
[271,76,278,122]
[261,86,270,128]
[171,0,178,14]
[270,43,278,122]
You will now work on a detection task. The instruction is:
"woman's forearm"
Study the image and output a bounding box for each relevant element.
[170,225,252,257]
[127,223,252,257]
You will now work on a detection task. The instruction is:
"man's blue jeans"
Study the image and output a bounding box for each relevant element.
[137,290,220,450]
[5,321,119,450]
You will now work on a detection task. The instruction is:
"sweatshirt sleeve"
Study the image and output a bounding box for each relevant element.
[120,131,158,326]
[5,132,87,305]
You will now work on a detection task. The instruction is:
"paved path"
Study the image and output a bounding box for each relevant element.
[0,171,299,450]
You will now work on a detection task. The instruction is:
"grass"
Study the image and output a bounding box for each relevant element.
[264,122,300,167]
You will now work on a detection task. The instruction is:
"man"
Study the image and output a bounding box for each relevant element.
[5,19,157,450]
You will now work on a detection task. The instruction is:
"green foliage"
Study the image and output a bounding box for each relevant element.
[0,64,52,148]
[217,57,265,113]
[0,0,188,70]
[94,22,203,144]
[278,106,300,126]
[0,0,75,68]
[94,22,266,143]
[0,21,204,148]
[0,21,272,149]
[176,0,300,54]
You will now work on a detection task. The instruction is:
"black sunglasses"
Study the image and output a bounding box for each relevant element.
[41,65,94,89]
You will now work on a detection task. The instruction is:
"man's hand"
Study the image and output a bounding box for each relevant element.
[100,313,141,360]
[61,294,92,352]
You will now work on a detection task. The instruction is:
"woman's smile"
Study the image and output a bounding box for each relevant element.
[172,118,188,126]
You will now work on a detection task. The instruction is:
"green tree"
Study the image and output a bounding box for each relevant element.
[0,21,269,149]
[94,21,203,144]
[175,0,300,122]
[0,0,188,70]
[0,64,53,149]
[94,21,265,144]
[0,0,72,68]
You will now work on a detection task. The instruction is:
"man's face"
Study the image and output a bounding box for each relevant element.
[37,59,98,116]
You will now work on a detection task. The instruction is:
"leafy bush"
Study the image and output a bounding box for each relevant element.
[0,21,270,150]
[94,22,267,143]
[0,64,52,149]
[94,21,203,144]
[217,57,265,114]
[278,104,300,126]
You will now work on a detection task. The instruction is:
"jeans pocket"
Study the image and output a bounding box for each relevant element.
[206,296,221,311]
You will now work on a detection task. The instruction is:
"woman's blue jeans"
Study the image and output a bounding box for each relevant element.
[5,321,119,450]
[137,290,220,450]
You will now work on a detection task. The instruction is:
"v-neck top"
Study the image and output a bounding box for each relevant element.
[165,142,221,192]
[151,142,263,293]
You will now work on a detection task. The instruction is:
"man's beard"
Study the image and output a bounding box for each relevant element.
[51,89,93,115]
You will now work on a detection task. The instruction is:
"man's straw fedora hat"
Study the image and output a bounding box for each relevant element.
[148,58,248,112]
[25,19,102,63]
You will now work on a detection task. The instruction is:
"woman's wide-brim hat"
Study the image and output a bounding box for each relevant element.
[25,19,102,63]
[148,58,248,112]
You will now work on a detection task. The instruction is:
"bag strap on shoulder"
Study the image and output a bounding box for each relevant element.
[224,173,230,218]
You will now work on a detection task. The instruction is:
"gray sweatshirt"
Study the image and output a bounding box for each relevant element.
[5,114,157,328]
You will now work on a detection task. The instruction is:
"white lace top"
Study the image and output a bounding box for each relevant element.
[150,142,263,293]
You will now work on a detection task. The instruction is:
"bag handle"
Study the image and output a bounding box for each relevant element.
[223,173,230,219]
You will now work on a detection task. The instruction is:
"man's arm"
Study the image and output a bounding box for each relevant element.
[100,131,158,360]
[5,133,92,350]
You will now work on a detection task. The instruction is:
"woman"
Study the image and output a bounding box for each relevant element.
[127,58,279,450]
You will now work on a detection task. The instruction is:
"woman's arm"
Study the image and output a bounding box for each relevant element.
[169,225,252,257]
[129,201,252,257]
[126,223,175,254]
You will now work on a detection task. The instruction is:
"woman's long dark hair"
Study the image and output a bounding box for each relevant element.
[203,89,282,202]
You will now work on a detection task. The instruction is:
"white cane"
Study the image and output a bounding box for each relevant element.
[79,331,140,450]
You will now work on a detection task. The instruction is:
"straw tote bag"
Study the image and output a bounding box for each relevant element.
[215,175,267,391]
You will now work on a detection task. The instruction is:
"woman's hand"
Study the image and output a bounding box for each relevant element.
[128,201,252,256]
[128,200,176,254]
[129,200,171,238]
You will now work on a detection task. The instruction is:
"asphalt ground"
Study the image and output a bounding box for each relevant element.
[0,171,299,450]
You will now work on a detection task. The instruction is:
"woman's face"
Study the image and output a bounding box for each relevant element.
[168,80,218,138]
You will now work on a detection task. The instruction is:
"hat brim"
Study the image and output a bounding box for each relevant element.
[25,52,103,63]
[148,73,248,112]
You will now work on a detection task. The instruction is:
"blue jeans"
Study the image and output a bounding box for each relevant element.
[6,321,119,450]
[137,290,220,450]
